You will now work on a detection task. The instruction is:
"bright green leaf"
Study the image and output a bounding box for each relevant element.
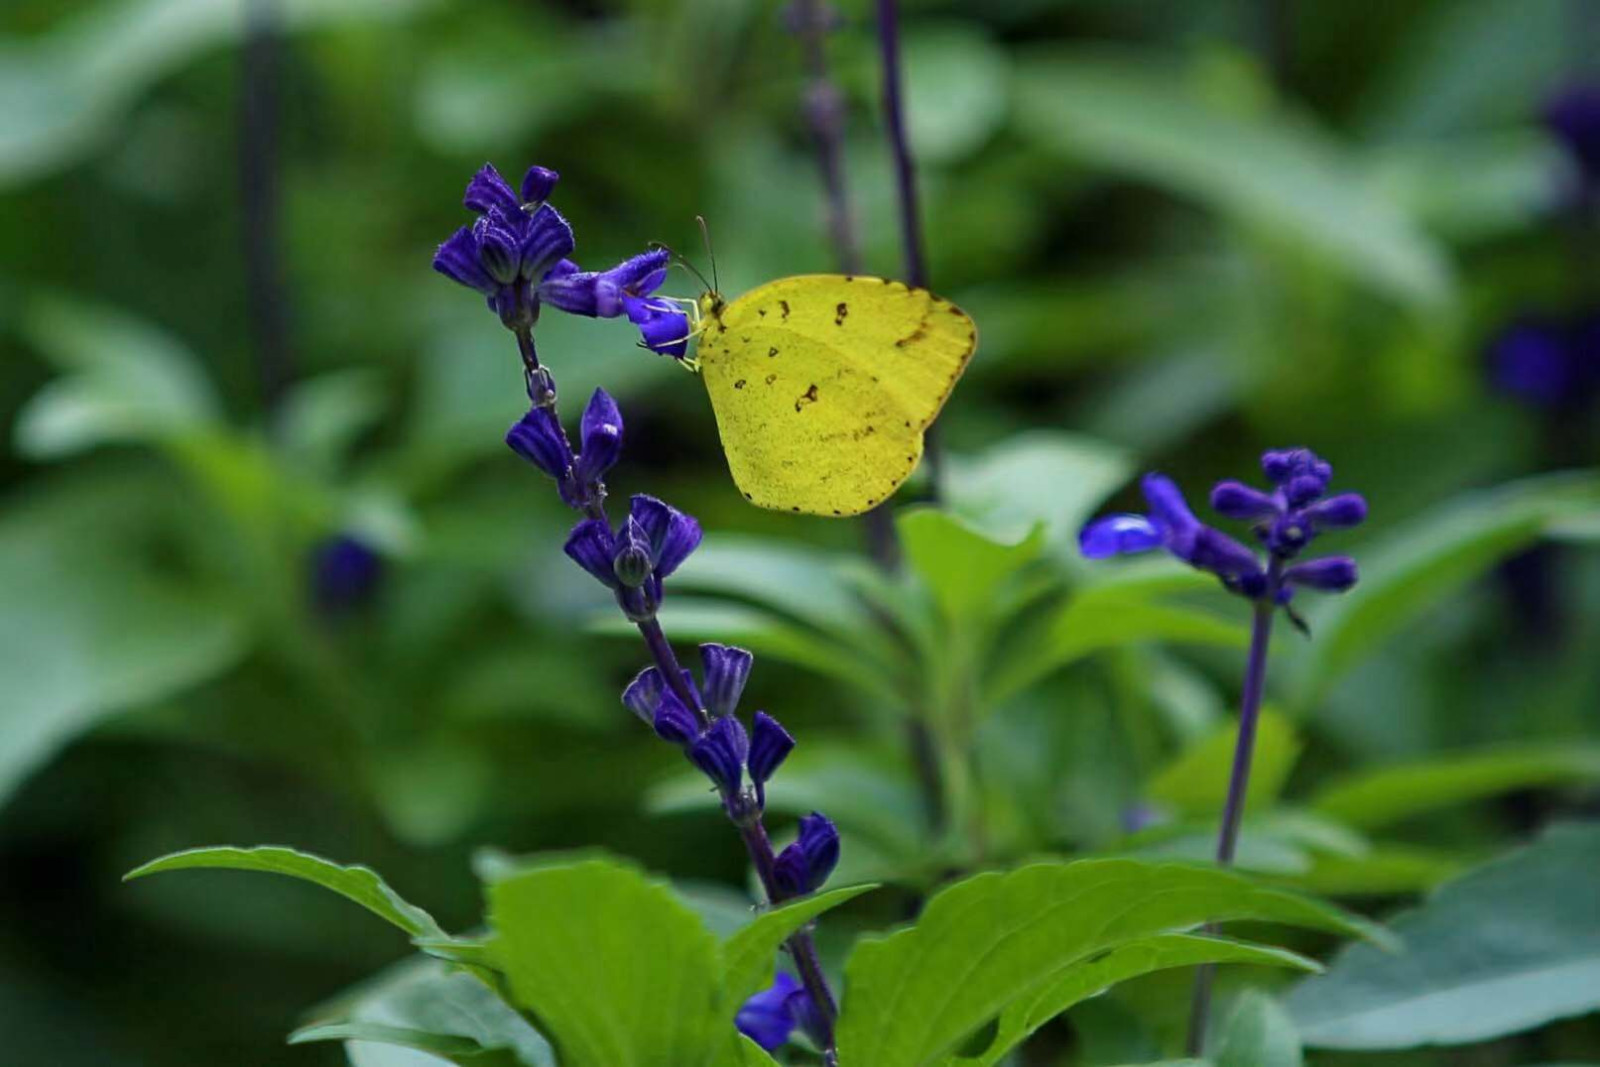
[1287,823,1600,1048]
[488,857,722,1067]
[125,846,445,941]
[720,884,879,1010]
[837,857,1386,1067]
[946,431,1134,551]
[1309,744,1600,831]
[1214,990,1302,1067]
[897,507,1044,622]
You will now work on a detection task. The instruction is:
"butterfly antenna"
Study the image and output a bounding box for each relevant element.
[697,215,719,293]
[650,240,715,293]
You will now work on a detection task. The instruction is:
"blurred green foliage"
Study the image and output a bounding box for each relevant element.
[3,0,1600,1064]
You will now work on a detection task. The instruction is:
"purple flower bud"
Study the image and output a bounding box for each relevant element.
[1284,474,1326,509]
[312,534,384,612]
[688,715,748,794]
[462,163,521,217]
[735,974,804,1051]
[1210,480,1279,521]
[1285,556,1359,593]
[652,689,700,745]
[621,666,701,723]
[521,165,560,203]
[773,812,840,898]
[1141,473,1202,540]
[1264,514,1315,558]
[700,643,753,718]
[1261,448,1316,485]
[1305,493,1367,529]
[613,517,655,589]
[1187,527,1265,581]
[563,519,618,589]
[473,211,522,284]
[506,406,574,482]
[1078,514,1162,558]
[574,389,623,487]
[630,495,702,579]
[518,203,575,282]
[432,226,496,294]
[1487,319,1576,408]
[747,711,795,802]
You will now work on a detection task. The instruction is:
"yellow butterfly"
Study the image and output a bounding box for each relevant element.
[684,274,977,517]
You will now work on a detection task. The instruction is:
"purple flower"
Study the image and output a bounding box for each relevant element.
[736,973,810,1051]
[700,643,753,718]
[312,534,384,612]
[1486,317,1600,410]
[773,812,839,898]
[747,711,795,807]
[621,665,700,724]
[652,689,701,745]
[573,388,624,488]
[561,496,703,615]
[433,163,679,342]
[689,715,749,795]
[1080,449,1366,607]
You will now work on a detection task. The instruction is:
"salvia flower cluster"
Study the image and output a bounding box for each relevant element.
[433,163,839,1057]
[1081,448,1366,614]
[432,162,688,353]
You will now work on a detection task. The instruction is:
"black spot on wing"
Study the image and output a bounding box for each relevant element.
[779,300,790,320]
[834,302,849,326]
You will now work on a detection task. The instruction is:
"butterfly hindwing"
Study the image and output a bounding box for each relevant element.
[697,275,976,516]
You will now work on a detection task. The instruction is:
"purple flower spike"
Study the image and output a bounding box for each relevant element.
[563,520,617,588]
[621,666,701,723]
[574,389,623,487]
[700,643,753,718]
[747,711,795,806]
[773,812,840,898]
[736,974,805,1051]
[1078,514,1162,558]
[521,164,560,203]
[1285,556,1359,592]
[630,495,702,579]
[1210,481,1278,521]
[506,406,573,482]
[462,163,521,217]
[652,690,700,745]
[688,715,748,795]
[1306,493,1367,529]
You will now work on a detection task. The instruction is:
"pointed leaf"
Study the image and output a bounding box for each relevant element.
[720,883,879,1009]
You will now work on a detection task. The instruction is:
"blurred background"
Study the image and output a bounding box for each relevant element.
[3,0,1599,1064]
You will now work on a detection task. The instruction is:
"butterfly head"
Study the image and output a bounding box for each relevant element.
[697,290,727,323]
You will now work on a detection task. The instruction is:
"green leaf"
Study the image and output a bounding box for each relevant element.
[125,846,445,941]
[897,508,1044,622]
[1309,744,1600,831]
[904,24,1011,163]
[302,955,553,1067]
[1288,474,1600,708]
[949,935,1320,1067]
[0,479,247,806]
[1214,990,1302,1067]
[1287,823,1600,1048]
[1147,709,1302,816]
[1014,50,1451,309]
[720,884,879,1010]
[488,856,722,1067]
[836,857,1386,1067]
[15,295,218,456]
[946,431,1135,552]
[291,1022,501,1062]
[986,586,1245,704]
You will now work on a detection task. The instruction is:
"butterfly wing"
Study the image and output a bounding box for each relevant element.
[697,274,976,516]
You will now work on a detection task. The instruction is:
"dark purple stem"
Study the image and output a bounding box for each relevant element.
[636,616,710,732]
[874,0,943,498]
[1185,563,1280,1056]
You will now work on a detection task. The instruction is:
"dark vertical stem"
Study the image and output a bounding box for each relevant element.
[636,616,710,731]
[239,0,291,409]
[1256,0,1293,89]
[1185,569,1279,1057]
[874,0,943,499]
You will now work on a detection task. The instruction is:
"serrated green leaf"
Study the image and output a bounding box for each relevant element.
[1214,990,1302,1067]
[948,935,1320,1067]
[124,846,444,940]
[1147,709,1301,816]
[837,857,1386,1067]
[1287,823,1600,1048]
[487,857,722,1067]
[1309,744,1600,831]
[720,884,879,1010]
